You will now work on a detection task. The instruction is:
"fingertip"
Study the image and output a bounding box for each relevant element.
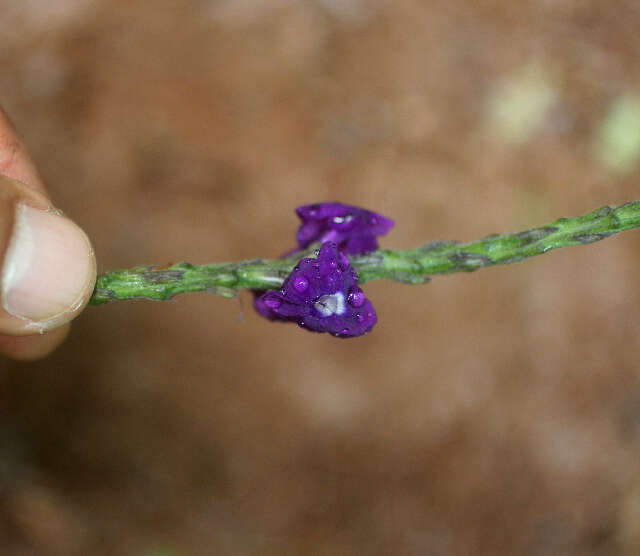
[1,203,96,333]
[0,324,70,361]
[0,176,96,335]
[0,107,96,349]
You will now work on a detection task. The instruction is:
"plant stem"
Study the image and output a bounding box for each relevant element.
[89,200,640,306]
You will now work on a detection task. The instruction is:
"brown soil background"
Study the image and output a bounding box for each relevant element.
[2,1,640,554]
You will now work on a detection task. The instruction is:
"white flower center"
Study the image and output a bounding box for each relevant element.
[314,291,346,317]
[332,214,354,224]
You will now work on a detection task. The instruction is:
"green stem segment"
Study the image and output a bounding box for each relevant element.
[89,201,640,306]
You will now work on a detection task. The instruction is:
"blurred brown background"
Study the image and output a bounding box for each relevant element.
[2,1,640,554]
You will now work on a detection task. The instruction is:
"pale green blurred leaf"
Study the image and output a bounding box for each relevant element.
[594,95,640,175]
[487,63,557,144]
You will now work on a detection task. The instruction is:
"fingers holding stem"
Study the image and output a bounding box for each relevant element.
[0,106,96,360]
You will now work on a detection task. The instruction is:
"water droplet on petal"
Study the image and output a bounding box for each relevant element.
[348,287,366,307]
[293,275,309,292]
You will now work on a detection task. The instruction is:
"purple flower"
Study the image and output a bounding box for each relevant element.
[253,202,391,337]
[254,242,377,338]
[295,202,394,255]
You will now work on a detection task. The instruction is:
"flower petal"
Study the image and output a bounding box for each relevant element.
[295,202,394,254]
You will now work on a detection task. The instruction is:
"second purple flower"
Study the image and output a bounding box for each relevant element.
[295,202,394,255]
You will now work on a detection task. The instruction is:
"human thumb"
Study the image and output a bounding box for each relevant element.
[0,175,96,335]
